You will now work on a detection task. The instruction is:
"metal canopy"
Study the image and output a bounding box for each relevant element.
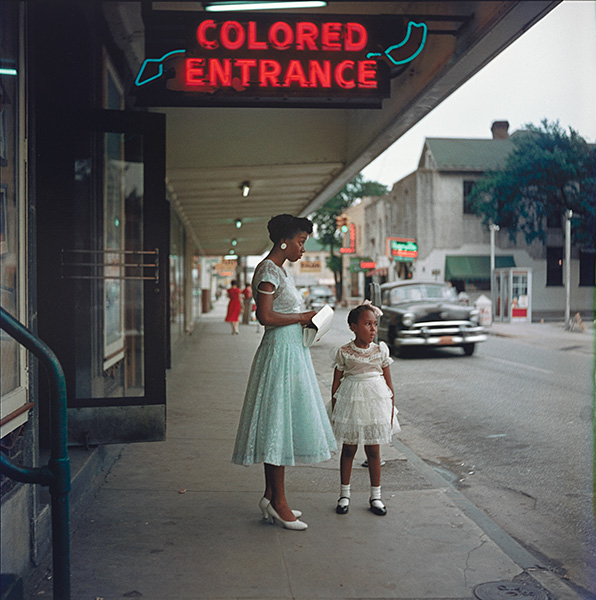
[113,1,559,257]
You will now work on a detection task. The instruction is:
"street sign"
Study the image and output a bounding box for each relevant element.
[350,257,376,272]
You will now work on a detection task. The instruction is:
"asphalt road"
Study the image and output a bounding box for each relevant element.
[312,309,595,599]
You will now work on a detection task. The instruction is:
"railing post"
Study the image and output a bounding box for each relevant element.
[0,307,70,600]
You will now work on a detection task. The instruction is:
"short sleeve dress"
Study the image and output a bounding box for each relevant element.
[232,259,337,466]
[225,287,242,322]
[331,341,400,445]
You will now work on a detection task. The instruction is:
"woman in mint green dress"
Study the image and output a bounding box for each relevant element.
[232,214,336,530]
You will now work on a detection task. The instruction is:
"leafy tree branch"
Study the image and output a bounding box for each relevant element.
[468,119,595,247]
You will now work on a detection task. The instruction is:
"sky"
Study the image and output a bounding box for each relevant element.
[361,0,596,188]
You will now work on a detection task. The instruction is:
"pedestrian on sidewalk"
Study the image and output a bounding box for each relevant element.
[241,282,253,325]
[225,280,242,334]
[232,214,337,531]
[329,302,399,516]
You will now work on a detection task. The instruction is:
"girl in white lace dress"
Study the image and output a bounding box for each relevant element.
[330,302,399,516]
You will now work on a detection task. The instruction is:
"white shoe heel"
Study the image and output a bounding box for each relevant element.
[266,504,308,531]
[259,497,302,520]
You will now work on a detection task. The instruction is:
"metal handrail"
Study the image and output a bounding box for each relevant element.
[0,307,70,600]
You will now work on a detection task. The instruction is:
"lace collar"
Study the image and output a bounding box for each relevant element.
[349,341,374,353]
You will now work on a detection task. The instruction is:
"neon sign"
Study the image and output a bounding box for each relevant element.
[134,12,427,108]
[387,237,418,261]
[340,223,356,254]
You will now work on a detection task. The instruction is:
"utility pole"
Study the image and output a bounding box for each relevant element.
[489,223,500,319]
[564,209,572,329]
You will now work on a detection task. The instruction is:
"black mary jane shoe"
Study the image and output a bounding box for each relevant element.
[336,498,350,514]
[369,498,387,516]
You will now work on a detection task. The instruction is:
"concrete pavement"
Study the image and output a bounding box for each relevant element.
[27,300,591,600]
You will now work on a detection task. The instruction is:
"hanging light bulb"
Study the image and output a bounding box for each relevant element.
[240,181,251,198]
[235,218,242,229]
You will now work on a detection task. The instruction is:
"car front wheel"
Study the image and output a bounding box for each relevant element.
[462,343,475,356]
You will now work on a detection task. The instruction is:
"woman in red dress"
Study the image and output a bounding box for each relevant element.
[225,280,242,334]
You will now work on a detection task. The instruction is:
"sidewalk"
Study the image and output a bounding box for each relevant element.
[29,300,587,600]
[486,317,594,356]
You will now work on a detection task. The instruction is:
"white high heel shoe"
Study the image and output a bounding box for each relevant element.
[259,497,302,520]
[266,503,308,531]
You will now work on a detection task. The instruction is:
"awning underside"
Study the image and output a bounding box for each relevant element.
[445,255,515,281]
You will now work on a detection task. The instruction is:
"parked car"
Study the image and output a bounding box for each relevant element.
[378,281,487,356]
[305,285,336,311]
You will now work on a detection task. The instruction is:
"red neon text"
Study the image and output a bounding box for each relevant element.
[185,58,377,90]
[196,20,368,52]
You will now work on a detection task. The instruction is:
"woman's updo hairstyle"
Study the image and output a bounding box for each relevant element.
[267,214,313,244]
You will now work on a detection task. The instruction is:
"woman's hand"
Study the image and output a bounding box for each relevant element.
[299,310,317,326]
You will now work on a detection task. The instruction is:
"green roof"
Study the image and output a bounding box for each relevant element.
[305,237,327,252]
[423,138,514,171]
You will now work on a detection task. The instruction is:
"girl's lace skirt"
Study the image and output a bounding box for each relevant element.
[232,323,336,466]
[331,373,400,445]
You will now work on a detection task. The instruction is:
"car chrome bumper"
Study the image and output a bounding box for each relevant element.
[395,323,487,347]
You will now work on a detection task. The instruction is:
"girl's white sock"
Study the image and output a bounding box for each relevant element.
[338,484,351,507]
[370,485,382,501]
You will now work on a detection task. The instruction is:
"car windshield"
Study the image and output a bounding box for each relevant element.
[389,284,457,304]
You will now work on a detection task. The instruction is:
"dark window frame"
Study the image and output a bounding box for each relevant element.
[546,247,563,287]
[463,180,475,215]
[579,249,595,287]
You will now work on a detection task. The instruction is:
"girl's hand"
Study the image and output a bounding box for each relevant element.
[299,310,317,326]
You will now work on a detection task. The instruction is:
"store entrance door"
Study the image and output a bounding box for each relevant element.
[38,110,168,446]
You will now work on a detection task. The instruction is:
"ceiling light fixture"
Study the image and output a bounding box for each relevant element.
[235,218,242,229]
[205,1,327,12]
[231,239,238,246]
[240,181,251,198]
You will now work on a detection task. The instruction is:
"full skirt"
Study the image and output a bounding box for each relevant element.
[331,373,400,445]
[232,323,337,466]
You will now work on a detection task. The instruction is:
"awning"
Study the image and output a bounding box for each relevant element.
[367,267,389,277]
[445,255,515,281]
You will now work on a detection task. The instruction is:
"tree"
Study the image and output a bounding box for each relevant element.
[468,119,596,247]
[310,174,387,300]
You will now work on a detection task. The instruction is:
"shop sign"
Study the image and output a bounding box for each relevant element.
[387,237,417,261]
[215,258,237,277]
[350,257,376,272]
[133,12,427,108]
[300,259,322,272]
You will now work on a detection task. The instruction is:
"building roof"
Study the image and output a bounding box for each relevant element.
[421,137,514,171]
[305,236,327,252]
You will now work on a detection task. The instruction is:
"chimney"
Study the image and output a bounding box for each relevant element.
[491,120,510,140]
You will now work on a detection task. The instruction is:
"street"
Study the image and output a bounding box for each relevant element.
[312,309,595,598]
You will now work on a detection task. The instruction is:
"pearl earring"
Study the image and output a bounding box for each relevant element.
[280,243,287,250]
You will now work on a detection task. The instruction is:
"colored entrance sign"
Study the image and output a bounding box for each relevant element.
[387,237,418,262]
[134,12,427,107]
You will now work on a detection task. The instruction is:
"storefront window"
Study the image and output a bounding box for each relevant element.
[0,3,28,438]
[70,131,146,400]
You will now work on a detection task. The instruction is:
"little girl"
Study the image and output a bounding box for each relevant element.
[330,301,399,516]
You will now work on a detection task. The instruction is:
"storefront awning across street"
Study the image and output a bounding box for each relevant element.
[445,255,516,281]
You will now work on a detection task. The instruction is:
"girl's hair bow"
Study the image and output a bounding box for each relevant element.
[361,299,383,317]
